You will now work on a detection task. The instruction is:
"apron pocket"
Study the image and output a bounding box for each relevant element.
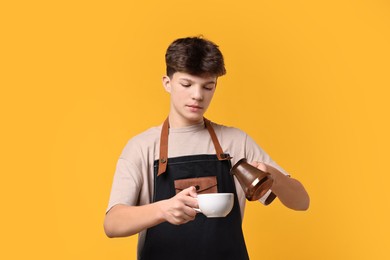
[174,176,218,194]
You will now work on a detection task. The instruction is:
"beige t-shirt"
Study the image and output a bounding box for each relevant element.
[106,121,288,257]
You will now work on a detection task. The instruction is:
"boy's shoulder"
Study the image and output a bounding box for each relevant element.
[120,125,162,158]
[210,121,247,137]
[131,125,162,143]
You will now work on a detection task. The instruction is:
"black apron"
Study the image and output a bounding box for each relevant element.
[140,118,249,260]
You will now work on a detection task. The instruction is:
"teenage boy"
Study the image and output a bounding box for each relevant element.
[104,36,310,260]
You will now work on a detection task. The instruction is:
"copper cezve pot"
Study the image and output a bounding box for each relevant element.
[230,158,274,201]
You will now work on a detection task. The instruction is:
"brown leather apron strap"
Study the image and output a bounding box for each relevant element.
[157,117,169,176]
[157,117,231,176]
[204,118,232,161]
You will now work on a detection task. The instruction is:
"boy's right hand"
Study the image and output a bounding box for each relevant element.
[158,186,199,225]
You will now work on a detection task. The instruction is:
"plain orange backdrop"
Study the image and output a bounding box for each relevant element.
[1,1,389,259]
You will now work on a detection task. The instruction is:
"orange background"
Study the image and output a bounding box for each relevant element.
[1,1,389,259]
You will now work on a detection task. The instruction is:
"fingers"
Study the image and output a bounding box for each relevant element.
[250,161,267,172]
[178,187,198,208]
[249,161,260,168]
[179,186,198,198]
[163,187,199,225]
[250,161,285,180]
[188,186,199,198]
[182,205,197,219]
[168,203,197,225]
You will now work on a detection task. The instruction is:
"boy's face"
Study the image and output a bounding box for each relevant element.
[163,72,217,128]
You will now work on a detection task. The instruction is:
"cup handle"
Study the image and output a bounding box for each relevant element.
[193,208,202,213]
[193,197,201,213]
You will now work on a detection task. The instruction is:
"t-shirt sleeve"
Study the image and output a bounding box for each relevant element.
[106,157,142,213]
[244,133,290,205]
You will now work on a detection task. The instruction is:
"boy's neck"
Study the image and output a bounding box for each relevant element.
[168,116,204,129]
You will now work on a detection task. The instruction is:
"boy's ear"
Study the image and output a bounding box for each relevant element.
[162,76,171,93]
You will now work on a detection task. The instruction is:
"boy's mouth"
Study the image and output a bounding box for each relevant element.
[187,104,203,112]
[187,105,202,109]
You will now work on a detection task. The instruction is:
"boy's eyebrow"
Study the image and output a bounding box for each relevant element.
[179,77,216,84]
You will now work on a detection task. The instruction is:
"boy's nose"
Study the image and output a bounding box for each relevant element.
[191,86,203,100]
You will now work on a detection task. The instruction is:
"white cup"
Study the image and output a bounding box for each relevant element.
[195,193,234,218]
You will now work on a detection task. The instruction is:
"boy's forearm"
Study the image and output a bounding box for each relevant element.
[270,169,310,211]
[104,202,165,238]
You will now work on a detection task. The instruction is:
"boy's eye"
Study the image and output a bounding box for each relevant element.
[181,83,191,87]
